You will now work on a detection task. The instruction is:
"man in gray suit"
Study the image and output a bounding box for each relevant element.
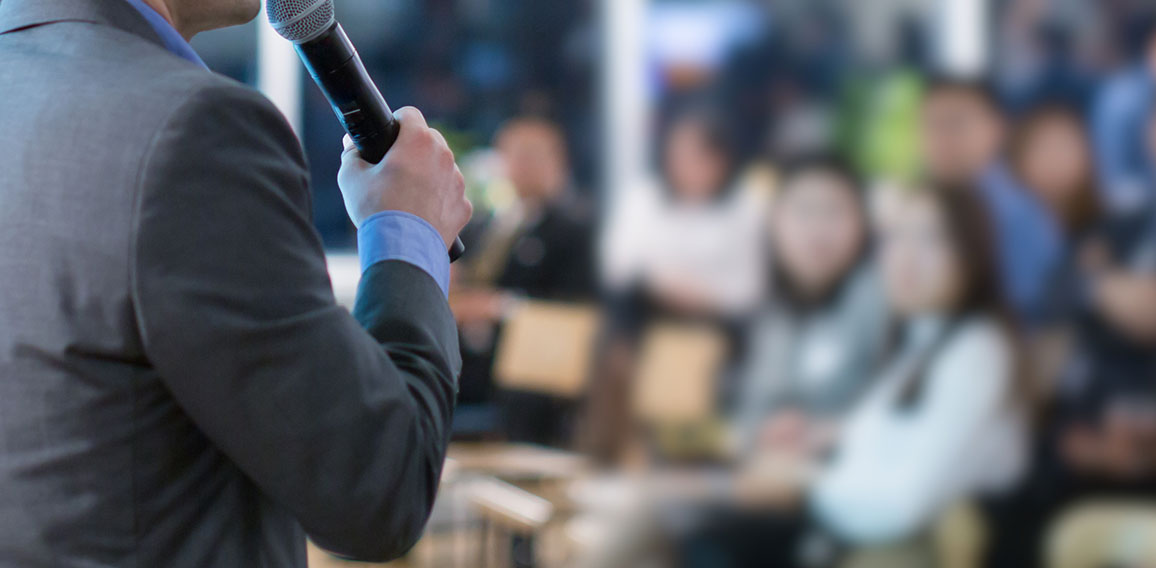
[0,0,472,565]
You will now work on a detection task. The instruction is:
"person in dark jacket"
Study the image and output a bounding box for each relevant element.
[0,0,472,565]
[451,116,596,445]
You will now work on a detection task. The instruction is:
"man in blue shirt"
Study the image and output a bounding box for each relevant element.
[920,78,1064,325]
[0,0,470,565]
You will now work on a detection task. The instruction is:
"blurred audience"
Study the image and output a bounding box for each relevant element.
[731,156,886,458]
[450,116,596,445]
[987,105,1156,568]
[921,79,1064,326]
[679,186,1029,568]
[427,4,1156,566]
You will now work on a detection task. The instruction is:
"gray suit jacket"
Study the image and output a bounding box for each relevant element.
[0,1,461,566]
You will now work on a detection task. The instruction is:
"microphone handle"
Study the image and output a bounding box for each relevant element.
[297,23,465,262]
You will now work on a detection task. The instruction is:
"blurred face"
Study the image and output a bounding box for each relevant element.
[921,91,1004,184]
[771,171,866,297]
[1018,115,1091,217]
[497,123,569,202]
[880,195,966,316]
[664,121,730,203]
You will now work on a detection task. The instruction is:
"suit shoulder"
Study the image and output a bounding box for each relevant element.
[148,73,303,166]
[132,69,309,223]
[149,68,286,125]
[88,28,290,134]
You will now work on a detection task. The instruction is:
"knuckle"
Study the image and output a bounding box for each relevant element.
[417,128,436,149]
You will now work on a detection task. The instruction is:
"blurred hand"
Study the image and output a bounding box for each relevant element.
[647,271,717,315]
[757,410,810,454]
[1092,271,1156,343]
[338,107,472,248]
[1060,425,1102,473]
[1101,405,1156,477]
[1061,413,1156,479]
[733,451,815,510]
[1078,238,1112,274]
[449,289,507,325]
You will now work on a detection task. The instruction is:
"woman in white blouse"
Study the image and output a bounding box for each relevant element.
[811,185,1031,546]
[601,104,767,318]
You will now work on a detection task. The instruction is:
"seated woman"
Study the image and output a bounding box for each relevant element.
[587,103,767,460]
[731,156,887,458]
[809,185,1031,547]
[601,102,767,323]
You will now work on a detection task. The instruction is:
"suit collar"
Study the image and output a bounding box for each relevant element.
[0,0,164,48]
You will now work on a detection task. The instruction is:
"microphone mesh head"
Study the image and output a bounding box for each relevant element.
[266,0,335,43]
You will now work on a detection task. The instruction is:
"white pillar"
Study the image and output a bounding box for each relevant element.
[936,0,989,76]
[602,0,649,201]
[257,2,304,136]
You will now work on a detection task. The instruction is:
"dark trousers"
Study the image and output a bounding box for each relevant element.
[984,434,1156,568]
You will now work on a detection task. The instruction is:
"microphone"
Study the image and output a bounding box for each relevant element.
[267,0,465,262]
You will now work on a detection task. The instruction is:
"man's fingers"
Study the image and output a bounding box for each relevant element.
[430,127,450,151]
[394,106,429,132]
[340,134,375,175]
[340,134,362,161]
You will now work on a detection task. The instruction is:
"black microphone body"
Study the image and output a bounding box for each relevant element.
[297,22,465,261]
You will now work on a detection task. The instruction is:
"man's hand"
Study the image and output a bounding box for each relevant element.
[1062,412,1156,479]
[338,107,472,248]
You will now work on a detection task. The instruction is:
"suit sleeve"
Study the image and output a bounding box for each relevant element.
[130,83,460,562]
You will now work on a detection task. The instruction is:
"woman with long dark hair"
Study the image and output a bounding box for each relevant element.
[810,184,1031,546]
[1009,103,1100,236]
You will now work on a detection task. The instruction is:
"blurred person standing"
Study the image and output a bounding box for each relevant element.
[451,116,596,445]
[0,0,471,564]
[732,157,887,458]
[1090,13,1156,214]
[920,78,1064,325]
[995,0,1103,113]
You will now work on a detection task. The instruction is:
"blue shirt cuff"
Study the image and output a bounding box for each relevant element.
[357,211,450,298]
